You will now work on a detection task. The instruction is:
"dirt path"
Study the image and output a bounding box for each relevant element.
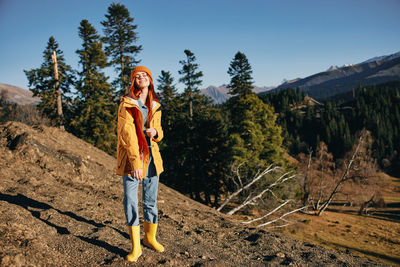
[0,122,388,266]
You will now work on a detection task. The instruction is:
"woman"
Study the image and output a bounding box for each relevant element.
[116,66,164,262]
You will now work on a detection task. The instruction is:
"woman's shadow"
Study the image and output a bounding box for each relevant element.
[0,192,129,257]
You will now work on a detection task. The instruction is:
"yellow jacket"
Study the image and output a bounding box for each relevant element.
[116,96,164,176]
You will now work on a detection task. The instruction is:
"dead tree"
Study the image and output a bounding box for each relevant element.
[302,148,313,206]
[358,192,385,215]
[51,50,64,130]
[299,142,335,213]
[317,129,370,216]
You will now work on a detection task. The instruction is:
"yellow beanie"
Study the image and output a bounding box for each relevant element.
[131,66,153,82]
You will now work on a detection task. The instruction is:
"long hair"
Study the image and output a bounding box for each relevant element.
[128,79,160,128]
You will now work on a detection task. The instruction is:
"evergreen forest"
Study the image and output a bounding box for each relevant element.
[260,82,400,176]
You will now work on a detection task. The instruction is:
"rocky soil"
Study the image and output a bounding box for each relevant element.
[0,122,389,266]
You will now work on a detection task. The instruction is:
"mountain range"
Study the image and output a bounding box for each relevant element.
[202,51,400,103]
[270,51,400,100]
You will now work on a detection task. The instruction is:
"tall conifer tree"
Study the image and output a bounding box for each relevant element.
[157,70,178,106]
[156,70,183,195]
[157,70,178,129]
[24,36,74,126]
[179,50,203,94]
[72,19,117,154]
[163,50,224,204]
[101,3,142,96]
[179,49,205,119]
[227,51,253,97]
[226,53,285,178]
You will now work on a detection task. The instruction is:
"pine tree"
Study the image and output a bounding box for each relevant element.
[148,51,226,205]
[227,51,253,97]
[226,54,285,180]
[72,19,117,154]
[227,94,285,174]
[157,70,178,106]
[177,50,216,202]
[178,49,205,119]
[179,50,203,94]
[157,70,178,131]
[101,3,142,96]
[24,36,74,126]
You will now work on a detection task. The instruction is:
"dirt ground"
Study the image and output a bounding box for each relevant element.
[0,122,390,266]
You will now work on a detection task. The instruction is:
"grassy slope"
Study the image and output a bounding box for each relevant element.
[270,173,400,266]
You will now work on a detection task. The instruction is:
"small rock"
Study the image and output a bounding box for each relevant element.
[0,255,11,266]
[276,252,285,258]
[14,254,25,266]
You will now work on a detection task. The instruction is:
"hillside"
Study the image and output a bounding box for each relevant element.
[0,122,387,266]
[0,84,40,105]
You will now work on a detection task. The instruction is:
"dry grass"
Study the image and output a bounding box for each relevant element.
[271,172,400,266]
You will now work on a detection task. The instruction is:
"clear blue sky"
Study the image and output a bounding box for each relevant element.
[0,0,399,92]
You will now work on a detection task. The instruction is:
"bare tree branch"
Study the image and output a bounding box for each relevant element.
[265,223,293,229]
[226,172,296,215]
[216,164,278,212]
[243,200,292,224]
[256,206,308,228]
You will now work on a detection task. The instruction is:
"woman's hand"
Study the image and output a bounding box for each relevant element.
[131,168,143,180]
[145,128,157,139]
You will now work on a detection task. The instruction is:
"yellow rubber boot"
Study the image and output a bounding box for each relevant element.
[127,225,142,262]
[143,221,165,252]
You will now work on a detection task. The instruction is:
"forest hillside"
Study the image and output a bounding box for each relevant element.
[0,121,387,266]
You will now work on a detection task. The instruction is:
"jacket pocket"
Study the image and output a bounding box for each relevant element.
[118,150,127,169]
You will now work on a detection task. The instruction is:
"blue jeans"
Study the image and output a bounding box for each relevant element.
[123,153,159,226]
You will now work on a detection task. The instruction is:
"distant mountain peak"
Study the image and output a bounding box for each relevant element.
[327,65,338,71]
[327,64,353,72]
[362,51,400,64]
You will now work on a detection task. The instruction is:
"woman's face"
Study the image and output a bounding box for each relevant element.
[134,71,150,89]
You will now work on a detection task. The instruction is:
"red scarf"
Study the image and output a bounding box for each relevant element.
[127,107,149,160]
